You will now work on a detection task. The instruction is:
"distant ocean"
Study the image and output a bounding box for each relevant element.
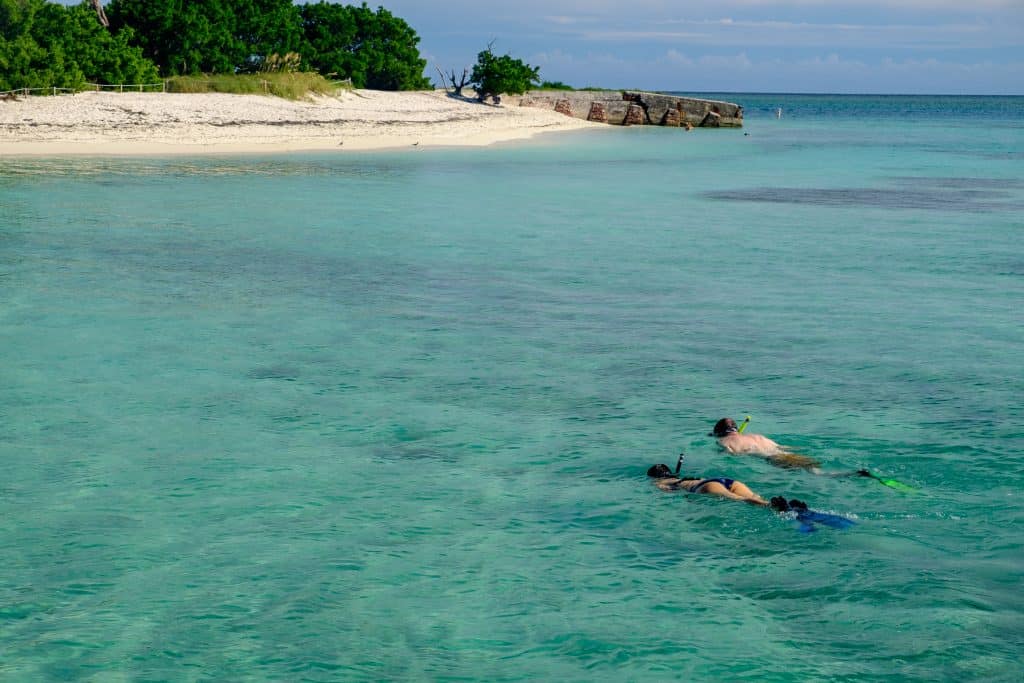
[2,94,1022,681]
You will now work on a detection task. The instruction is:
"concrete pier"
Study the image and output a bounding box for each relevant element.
[517,90,743,128]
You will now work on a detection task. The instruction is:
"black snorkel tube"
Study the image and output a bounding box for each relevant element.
[675,453,684,475]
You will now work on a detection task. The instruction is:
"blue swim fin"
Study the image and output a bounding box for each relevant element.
[796,508,856,530]
[796,519,817,533]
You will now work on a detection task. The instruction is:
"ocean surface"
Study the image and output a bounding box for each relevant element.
[2,94,1022,681]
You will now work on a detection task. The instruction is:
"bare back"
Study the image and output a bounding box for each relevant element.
[716,432,821,470]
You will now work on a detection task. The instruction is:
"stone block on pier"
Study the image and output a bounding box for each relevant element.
[624,103,645,126]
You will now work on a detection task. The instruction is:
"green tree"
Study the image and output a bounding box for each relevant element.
[107,0,302,76]
[0,0,157,91]
[470,44,539,102]
[299,2,430,90]
[0,0,62,90]
[235,0,304,73]
[34,2,158,85]
[298,1,357,79]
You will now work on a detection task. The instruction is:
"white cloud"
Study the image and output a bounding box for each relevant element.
[543,15,594,26]
[723,0,1018,8]
[571,18,1021,51]
[407,0,1024,16]
[581,30,712,41]
[591,48,1022,93]
[697,52,755,70]
[663,49,695,67]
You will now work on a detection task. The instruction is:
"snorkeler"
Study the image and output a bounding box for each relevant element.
[646,456,857,535]
[710,417,916,491]
[647,462,769,505]
[710,417,822,471]
[646,455,806,512]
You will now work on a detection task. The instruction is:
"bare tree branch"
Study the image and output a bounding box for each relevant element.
[434,65,451,91]
[90,0,110,28]
[435,65,470,97]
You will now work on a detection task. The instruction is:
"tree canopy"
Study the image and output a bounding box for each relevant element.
[2,1,432,92]
[105,0,429,87]
[299,2,429,90]
[470,45,539,102]
[106,0,303,76]
[1,0,157,91]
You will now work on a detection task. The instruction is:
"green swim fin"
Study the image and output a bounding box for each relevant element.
[857,469,916,492]
[877,477,916,492]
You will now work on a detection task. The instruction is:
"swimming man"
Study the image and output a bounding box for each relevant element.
[710,417,821,471]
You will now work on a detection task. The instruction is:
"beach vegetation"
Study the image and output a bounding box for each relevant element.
[471,44,539,103]
[165,72,346,100]
[258,52,302,74]
[2,0,431,95]
[539,81,574,91]
[0,0,157,91]
[0,0,57,90]
[107,0,303,76]
[298,2,430,90]
[104,0,430,90]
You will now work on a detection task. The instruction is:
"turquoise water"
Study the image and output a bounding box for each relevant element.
[2,95,1022,681]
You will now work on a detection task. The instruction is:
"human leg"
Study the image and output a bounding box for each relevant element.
[727,481,768,506]
[696,481,767,506]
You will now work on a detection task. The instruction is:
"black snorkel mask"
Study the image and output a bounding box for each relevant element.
[648,455,686,480]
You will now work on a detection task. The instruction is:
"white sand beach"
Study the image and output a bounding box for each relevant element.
[0,89,599,155]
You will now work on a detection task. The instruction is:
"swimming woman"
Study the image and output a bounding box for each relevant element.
[647,461,807,512]
[646,461,768,506]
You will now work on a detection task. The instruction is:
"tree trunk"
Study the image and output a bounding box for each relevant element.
[90,0,110,28]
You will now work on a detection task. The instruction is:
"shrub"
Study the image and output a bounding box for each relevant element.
[470,45,539,102]
[165,72,345,99]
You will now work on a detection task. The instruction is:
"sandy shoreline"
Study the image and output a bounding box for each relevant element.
[0,89,600,156]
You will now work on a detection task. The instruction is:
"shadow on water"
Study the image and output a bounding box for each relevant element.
[704,185,1022,213]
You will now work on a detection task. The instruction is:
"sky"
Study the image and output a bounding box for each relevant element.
[380,0,1024,94]
[68,1,1023,94]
